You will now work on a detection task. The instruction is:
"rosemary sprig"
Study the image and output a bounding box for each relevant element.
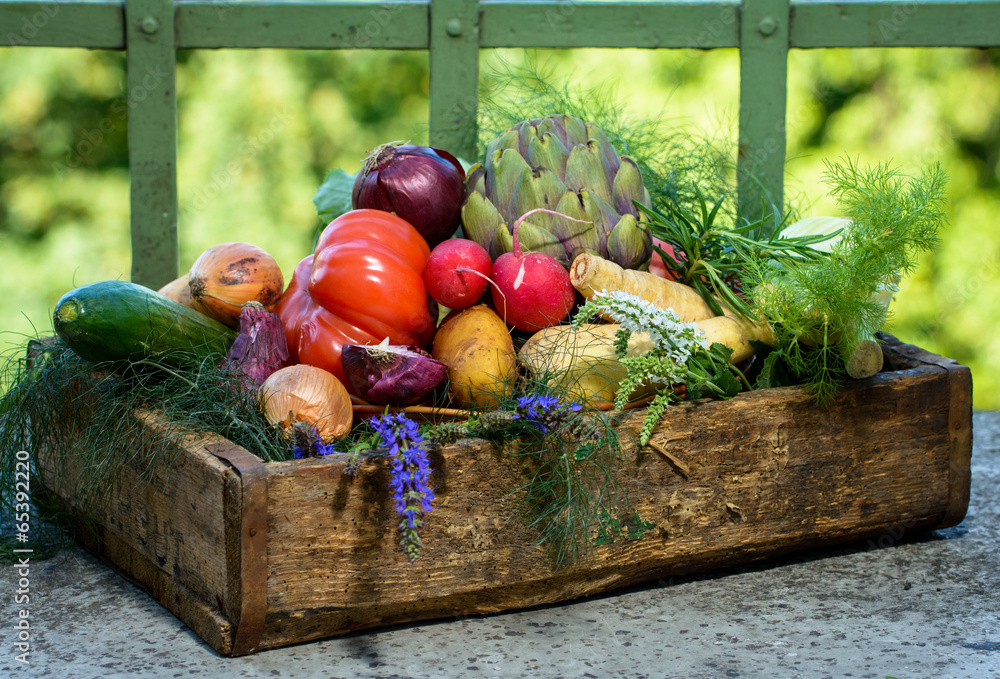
[641,188,839,319]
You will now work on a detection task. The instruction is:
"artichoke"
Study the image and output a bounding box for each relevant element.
[462,114,653,270]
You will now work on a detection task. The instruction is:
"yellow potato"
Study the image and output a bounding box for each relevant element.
[431,305,517,409]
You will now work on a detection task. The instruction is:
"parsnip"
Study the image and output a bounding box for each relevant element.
[570,252,716,323]
[696,314,778,364]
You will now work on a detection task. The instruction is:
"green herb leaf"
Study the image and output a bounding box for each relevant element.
[313,167,356,223]
[705,343,742,397]
[749,341,797,390]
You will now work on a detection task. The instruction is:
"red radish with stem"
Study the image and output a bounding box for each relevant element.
[423,238,493,310]
[490,209,587,332]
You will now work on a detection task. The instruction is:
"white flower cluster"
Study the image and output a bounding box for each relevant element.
[591,289,708,365]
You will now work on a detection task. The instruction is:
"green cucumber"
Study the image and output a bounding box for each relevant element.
[53,280,236,365]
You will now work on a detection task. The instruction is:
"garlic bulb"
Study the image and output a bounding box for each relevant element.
[258,364,353,442]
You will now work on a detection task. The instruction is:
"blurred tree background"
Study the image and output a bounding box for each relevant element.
[1,43,998,407]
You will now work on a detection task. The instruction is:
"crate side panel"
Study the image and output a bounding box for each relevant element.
[257,364,955,649]
[42,412,236,624]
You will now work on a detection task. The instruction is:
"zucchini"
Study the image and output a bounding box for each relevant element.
[53,280,236,365]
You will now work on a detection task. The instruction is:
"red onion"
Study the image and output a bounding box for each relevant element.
[341,339,448,406]
[352,143,466,247]
[224,301,290,388]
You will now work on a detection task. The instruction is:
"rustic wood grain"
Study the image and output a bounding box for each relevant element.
[253,339,967,650]
[37,412,238,650]
[42,337,972,656]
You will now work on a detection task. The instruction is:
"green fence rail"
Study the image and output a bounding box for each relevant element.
[3,0,1000,288]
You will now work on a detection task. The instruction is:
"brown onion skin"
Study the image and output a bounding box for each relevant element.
[188,242,284,327]
[352,144,466,248]
[341,343,448,407]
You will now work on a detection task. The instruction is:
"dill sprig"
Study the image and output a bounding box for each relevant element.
[745,158,948,400]
[484,397,624,568]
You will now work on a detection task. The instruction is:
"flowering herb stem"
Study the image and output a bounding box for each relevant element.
[574,289,743,445]
[369,412,435,562]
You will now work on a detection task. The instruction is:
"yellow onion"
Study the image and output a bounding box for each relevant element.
[158,273,210,313]
[188,242,284,327]
[258,364,353,442]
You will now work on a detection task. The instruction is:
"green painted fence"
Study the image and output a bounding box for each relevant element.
[2,0,999,288]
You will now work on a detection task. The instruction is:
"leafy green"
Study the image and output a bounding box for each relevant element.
[313,167,356,224]
[746,341,798,390]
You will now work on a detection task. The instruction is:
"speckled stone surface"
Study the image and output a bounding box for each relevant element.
[3,412,998,679]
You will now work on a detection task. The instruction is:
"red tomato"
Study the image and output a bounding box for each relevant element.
[276,210,436,387]
[649,237,682,281]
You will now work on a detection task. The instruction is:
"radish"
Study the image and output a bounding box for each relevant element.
[490,209,584,332]
[422,238,493,310]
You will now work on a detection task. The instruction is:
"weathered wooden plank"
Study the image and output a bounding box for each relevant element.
[886,340,973,527]
[41,337,971,655]
[37,412,236,649]
[0,1,124,48]
[125,0,179,289]
[255,339,963,650]
[212,441,269,657]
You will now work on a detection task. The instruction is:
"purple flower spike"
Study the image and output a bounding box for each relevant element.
[513,393,600,441]
[371,412,435,562]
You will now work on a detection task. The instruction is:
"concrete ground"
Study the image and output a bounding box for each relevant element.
[3,412,998,679]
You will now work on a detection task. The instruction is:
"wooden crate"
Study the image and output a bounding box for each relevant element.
[39,335,972,656]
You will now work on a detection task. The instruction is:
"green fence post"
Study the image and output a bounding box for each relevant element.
[429,0,480,163]
[125,0,178,289]
[737,0,790,225]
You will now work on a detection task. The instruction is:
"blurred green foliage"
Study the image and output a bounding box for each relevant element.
[1,45,998,407]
